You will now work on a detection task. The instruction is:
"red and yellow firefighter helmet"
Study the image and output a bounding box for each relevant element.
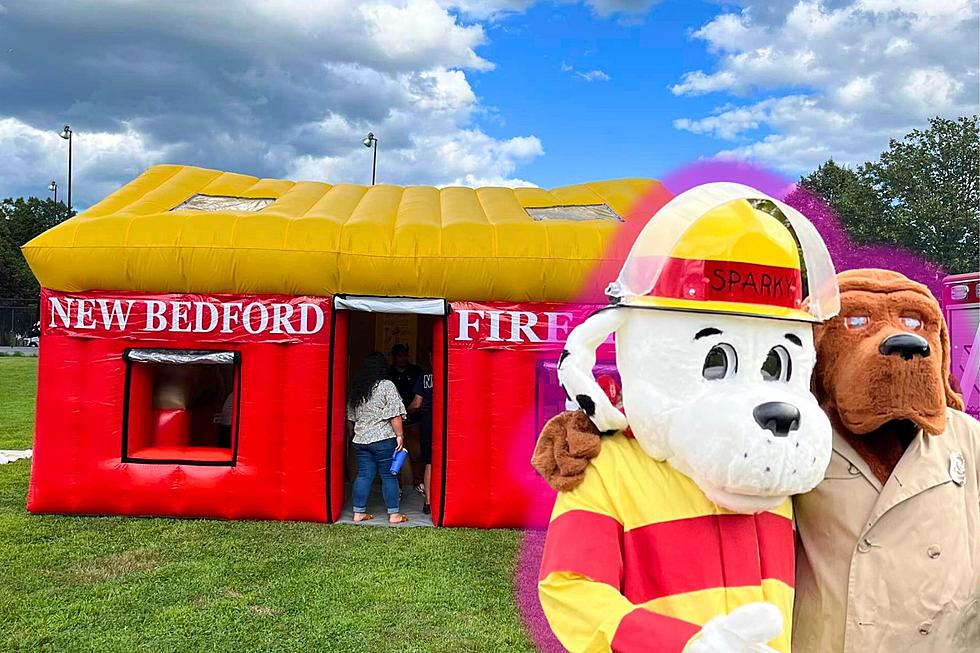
[607,182,840,322]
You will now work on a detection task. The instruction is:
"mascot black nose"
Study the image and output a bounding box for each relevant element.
[753,402,801,438]
[879,333,930,360]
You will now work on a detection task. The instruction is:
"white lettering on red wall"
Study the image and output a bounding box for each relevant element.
[42,290,330,345]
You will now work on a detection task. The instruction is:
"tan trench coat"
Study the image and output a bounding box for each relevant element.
[793,409,980,652]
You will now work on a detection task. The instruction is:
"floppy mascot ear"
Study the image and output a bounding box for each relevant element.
[557,308,629,433]
[939,316,965,411]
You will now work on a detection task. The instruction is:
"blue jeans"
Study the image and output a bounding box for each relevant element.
[352,438,400,515]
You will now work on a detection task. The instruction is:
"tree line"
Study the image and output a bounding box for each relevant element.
[797,115,977,275]
[1,198,71,301]
[1,115,977,303]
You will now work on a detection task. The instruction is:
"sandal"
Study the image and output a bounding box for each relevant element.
[353,513,374,522]
[389,514,409,524]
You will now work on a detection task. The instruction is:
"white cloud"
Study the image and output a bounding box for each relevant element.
[362,1,492,71]
[672,0,979,172]
[693,13,752,53]
[884,37,913,56]
[835,75,875,107]
[677,95,871,171]
[674,102,770,140]
[562,61,611,82]
[899,67,964,114]
[442,0,661,19]
[289,128,542,187]
[577,69,611,82]
[672,46,825,96]
[0,0,545,206]
[284,67,543,187]
[0,117,173,203]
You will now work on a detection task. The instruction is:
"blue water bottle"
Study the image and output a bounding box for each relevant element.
[390,449,409,475]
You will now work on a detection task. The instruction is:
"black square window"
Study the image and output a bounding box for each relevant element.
[122,349,241,465]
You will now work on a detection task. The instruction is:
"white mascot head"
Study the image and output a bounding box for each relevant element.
[558,182,840,513]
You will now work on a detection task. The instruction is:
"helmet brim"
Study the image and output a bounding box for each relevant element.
[617,295,817,323]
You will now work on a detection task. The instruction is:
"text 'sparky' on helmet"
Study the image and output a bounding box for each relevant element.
[605,182,840,322]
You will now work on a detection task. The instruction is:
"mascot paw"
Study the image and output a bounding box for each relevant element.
[590,398,629,434]
[686,602,783,653]
[530,410,603,491]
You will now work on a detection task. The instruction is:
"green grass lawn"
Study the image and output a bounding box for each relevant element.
[0,358,533,652]
[0,356,38,450]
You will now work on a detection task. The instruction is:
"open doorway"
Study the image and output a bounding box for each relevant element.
[330,297,446,527]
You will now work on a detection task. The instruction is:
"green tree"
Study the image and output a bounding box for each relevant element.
[797,159,890,245]
[0,197,70,300]
[862,116,979,274]
[800,116,979,274]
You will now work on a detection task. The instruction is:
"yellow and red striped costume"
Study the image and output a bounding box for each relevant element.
[538,433,795,652]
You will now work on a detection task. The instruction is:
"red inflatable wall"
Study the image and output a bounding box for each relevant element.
[439,302,615,528]
[29,291,617,528]
[326,310,349,522]
[28,289,332,521]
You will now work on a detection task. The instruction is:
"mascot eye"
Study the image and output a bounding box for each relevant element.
[702,344,737,380]
[761,346,792,382]
[844,315,869,329]
[900,315,923,330]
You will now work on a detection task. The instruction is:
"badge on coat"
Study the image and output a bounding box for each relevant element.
[949,451,966,487]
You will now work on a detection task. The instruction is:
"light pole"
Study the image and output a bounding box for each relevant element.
[362,132,378,185]
[48,180,57,204]
[59,125,72,214]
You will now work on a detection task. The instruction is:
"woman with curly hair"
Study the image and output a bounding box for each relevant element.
[346,352,409,524]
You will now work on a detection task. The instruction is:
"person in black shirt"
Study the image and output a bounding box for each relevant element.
[388,344,422,414]
[409,350,434,514]
[388,344,423,488]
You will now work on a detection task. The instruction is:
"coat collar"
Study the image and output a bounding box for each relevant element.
[868,425,955,529]
[831,432,882,491]
[832,414,955,531]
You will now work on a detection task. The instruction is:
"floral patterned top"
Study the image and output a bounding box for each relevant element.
[346,379,407,445]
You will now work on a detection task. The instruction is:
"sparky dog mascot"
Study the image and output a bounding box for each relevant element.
[535,184,840,652]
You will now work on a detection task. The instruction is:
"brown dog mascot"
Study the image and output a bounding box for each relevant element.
[533,269,980,652]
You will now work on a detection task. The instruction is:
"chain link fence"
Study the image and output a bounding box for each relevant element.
[0,299,40,347]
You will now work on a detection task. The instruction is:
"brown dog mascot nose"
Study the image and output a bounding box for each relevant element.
[878,332,930,359]
[810,268,962,447]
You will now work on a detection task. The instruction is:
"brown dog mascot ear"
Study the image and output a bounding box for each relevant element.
[812,269,963,482]
[530,410,602,491]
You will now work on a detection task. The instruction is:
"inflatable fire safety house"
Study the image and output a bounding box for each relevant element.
[22,164,677,527]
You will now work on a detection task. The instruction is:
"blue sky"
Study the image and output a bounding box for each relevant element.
[472,2,725,185]
[0,1,976,207]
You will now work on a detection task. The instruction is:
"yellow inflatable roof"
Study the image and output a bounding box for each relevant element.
[23,165,661,302]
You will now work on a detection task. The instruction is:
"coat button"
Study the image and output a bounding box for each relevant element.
[857,538,872,553]
[918,621,932,635]
[927,545,941,559]
[847,462,860,475]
